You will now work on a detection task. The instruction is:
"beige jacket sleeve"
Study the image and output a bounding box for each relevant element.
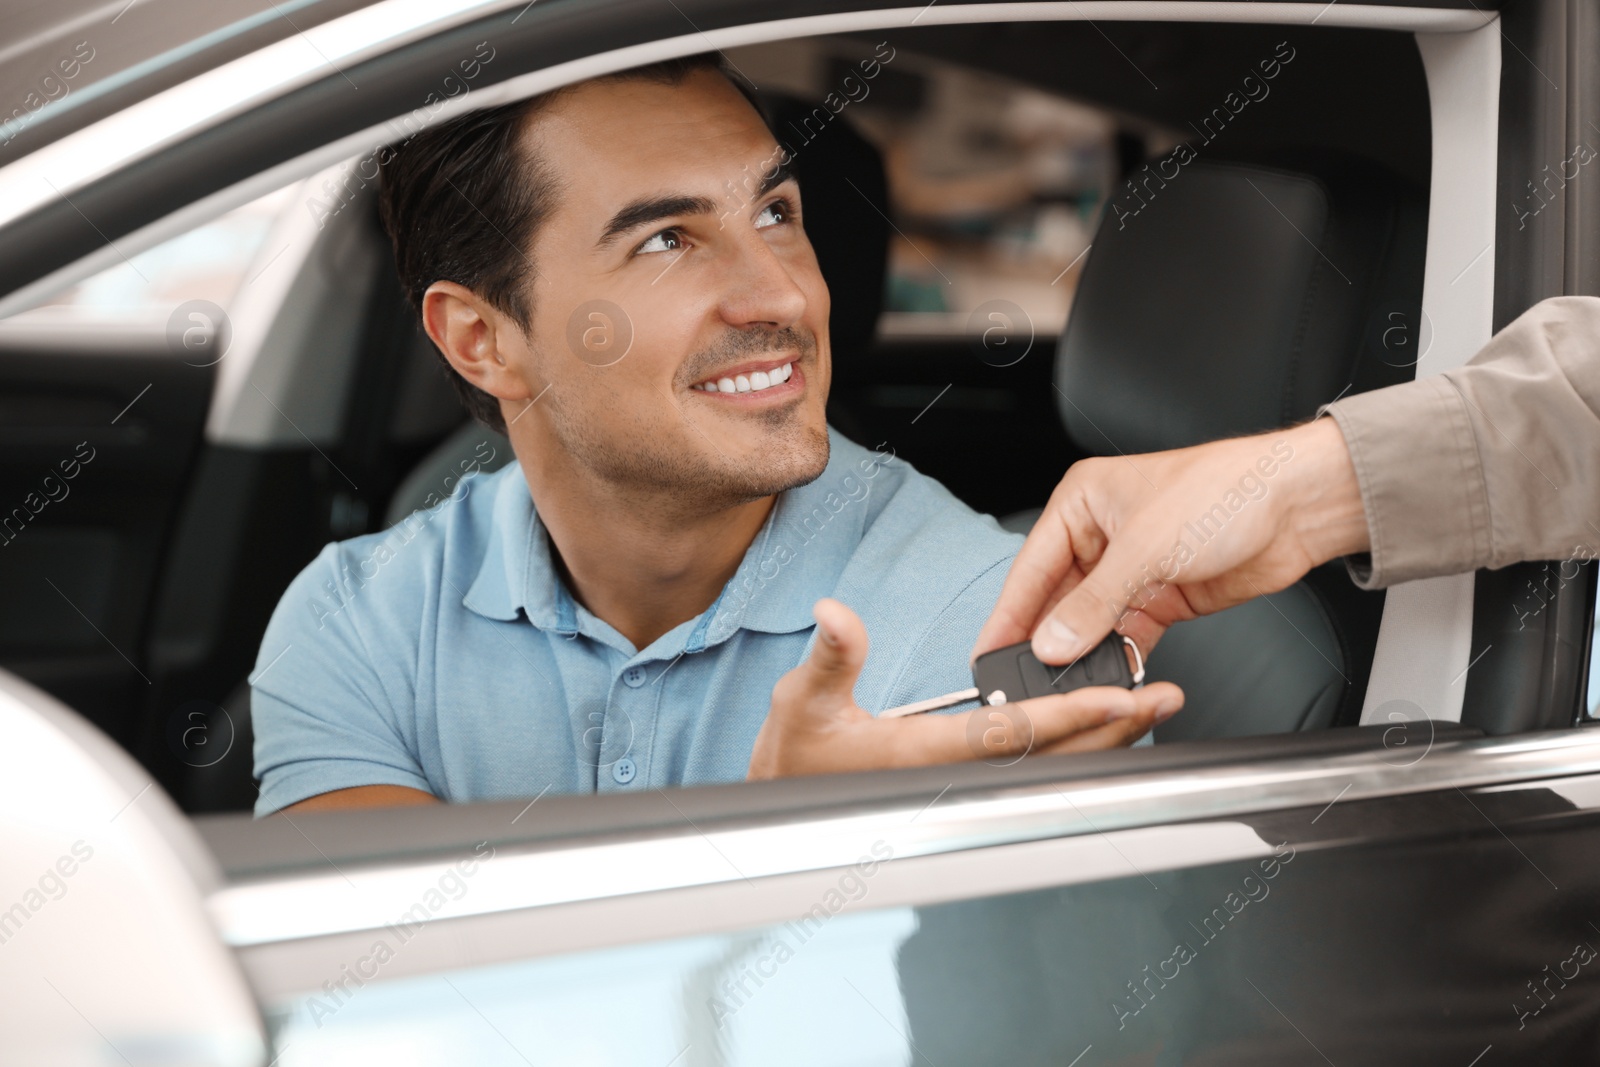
[1324,295,1600,589]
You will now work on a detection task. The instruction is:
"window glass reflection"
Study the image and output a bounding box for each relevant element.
[269,908,918,1065]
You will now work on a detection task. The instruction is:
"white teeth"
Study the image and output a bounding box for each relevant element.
[697,363,795,394]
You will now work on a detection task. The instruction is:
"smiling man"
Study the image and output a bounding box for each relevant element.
[248,53,1179,816]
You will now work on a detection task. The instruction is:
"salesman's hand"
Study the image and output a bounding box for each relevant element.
[747,598,1183,780]
[973,418,1370,667]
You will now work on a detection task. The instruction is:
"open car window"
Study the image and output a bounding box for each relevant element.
[0,183,293,333]
[0,6,1570,817]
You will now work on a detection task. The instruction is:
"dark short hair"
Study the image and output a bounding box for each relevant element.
[378,53,765,434]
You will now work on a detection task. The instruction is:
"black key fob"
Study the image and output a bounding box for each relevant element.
[971,633,1143,705]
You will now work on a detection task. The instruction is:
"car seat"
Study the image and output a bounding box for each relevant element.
[1000,154,1427,741]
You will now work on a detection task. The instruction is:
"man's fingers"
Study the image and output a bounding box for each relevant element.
[750,599,873,779]
[1029,521,1179,665]
[1033,682,1183,754]
[881,682,1182,767]
[1035,713,1154,754]
[869,703,1052,766]
[973,495,1085,661]
[777,598,868,706]
[1025,682,1182,750]
[811,597,867,667]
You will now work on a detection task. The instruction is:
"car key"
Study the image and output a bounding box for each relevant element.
[878,632,1145,718]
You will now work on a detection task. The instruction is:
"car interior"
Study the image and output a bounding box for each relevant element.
[0,18,1586,819]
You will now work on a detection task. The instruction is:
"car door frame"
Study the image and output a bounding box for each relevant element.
[4,0,1600,1056]
[0,0,1535,739]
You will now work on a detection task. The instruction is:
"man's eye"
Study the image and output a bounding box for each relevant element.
[636,228,683,255]
[756,198,792,229]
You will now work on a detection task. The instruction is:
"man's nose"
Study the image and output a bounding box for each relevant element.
[716,227,809,331]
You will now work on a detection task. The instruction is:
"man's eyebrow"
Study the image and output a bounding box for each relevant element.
[748,159,798,205]
[595,194,715,252]
[594,159,799,252]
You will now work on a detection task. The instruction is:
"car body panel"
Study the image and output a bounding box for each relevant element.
[188,722,1600,1064]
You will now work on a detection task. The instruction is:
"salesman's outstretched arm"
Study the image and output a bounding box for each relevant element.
[977,295,1600,666]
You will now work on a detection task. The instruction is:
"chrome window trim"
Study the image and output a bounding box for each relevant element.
[0,1,1489,325]
[240,819,1281,1001]
[212,726,1600,962]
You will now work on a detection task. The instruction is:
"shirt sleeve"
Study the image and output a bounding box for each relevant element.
[874,556,1003,717]
[250,543,433,816]
[1325,295,1600,589]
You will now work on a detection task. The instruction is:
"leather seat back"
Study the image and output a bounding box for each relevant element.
[1058,156,1423,450]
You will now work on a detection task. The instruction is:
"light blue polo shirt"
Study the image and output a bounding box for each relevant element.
[250,429,1035,816]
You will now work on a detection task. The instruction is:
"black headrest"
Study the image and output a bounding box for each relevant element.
[757,92,889,362]
[1056,156,1425,454]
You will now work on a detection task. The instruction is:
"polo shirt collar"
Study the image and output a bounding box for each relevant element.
[699,449,869,642]
[463,431,868,649]
[462,463,570,631]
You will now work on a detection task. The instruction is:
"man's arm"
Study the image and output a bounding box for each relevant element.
[279,785,440,814]
[1326,294,1600,588]
[251,543,438,816]
[974,295,1600,666]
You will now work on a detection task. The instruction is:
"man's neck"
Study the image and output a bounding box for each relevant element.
[529,474,777,654]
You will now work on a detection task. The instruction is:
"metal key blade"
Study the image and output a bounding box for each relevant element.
[878,687,981,719]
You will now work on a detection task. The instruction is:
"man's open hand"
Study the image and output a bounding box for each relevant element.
[747,598,1183,780]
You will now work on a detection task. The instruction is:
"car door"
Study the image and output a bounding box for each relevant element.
[191,720,1600,1065]
[10,650,1600,1065]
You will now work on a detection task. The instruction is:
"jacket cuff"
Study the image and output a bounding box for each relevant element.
[1324,375,1492,589]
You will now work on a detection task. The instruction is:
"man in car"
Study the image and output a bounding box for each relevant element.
[249,52,1182,816]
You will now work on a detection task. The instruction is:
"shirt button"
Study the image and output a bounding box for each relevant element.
[622,666,647,688]
[612,757,637,784]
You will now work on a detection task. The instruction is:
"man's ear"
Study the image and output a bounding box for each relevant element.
[420,280,534,403]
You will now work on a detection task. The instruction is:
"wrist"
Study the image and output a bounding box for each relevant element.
[1280,417,1370,565]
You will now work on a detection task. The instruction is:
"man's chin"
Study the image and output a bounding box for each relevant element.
[709,422,831,504]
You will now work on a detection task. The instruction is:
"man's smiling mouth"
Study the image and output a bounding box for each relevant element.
[690,359,797,395]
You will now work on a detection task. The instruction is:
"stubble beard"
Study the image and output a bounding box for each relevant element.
[542,386,830,517]
[542,323,831,514]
